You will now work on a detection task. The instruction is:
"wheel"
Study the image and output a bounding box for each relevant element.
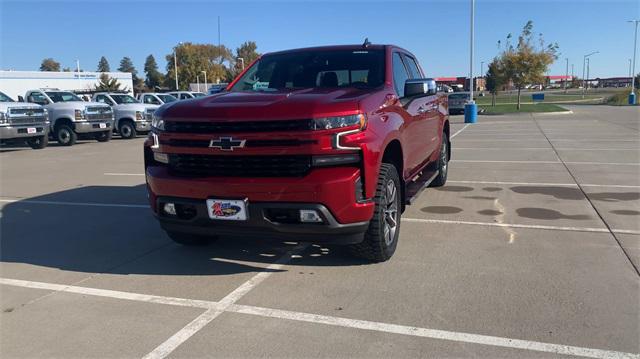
[430,135,449,187]
[95,130,112,142]
[55,124,77,146]
[118,121,136,139]
[349,163,401,262]
[27,135,48,149]
[166,231,217,246]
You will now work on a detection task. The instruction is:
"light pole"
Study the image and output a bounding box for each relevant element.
[629,59,633,78]
[174,42,183,90]
[480,61,484,92]
[582,51,598,98]
[564,58,569,93]
[464,0,477,123]
[201,71,208,93]
[196,75,200,92]
[628,20,639,104]
[586,58,590,91]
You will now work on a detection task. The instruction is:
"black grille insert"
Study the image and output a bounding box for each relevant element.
[164,119,314,133]
[160,138,316,148]
[168,154,312,177]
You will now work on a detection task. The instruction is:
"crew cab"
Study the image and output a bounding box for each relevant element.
[167,91,207,100]
[145,44,450,262]
[0,91,49,149]
[25,89,113,146]
[92,92,157,139]
[137,93,178,106]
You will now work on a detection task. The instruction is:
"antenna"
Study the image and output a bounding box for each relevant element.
[362,38,371,48]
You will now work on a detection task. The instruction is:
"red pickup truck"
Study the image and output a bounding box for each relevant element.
[144,44,450,262]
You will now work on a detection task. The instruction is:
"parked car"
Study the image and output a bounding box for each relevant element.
[25,89,113,146]
[0,91,49,149]
[92,92,157,139]
[137,93,178,106]
[167,91,207,100]
[145,43,450,262]
[448,92,470,114]
[208,84,228,95]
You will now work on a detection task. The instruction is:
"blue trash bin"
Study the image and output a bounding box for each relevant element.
[629,92,636,105]
[464,103,477,123]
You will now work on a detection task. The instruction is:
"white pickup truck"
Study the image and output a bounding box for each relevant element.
[137,93,178,106]
[167,91,206,100]
[0,91,49,149]
[92,92,157,139]
[25,89,113,146]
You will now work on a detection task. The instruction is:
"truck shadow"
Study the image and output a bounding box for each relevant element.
[0,185,367,278]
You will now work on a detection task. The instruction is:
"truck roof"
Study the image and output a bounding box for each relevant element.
[265,44,395,56]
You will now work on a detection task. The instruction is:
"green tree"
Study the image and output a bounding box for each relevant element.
[165,42,233,90]
[144,54,164,90]
[95,73,125,91]
[118,56,143,91]
[498,21,558,109]
[40,58,61,72]
[485,58,507,107]
[234,41,260,75]
[97,56,110,72]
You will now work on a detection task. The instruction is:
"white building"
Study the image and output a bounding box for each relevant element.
[0,71,133,100]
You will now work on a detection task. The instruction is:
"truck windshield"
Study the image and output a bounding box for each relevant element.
[0,92,14,102]
[158,94,177,103]
[230,49,385,92]
[45,91,82,103]
[110,94,138,104]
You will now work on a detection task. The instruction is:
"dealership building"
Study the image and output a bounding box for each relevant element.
[0,70,133,100]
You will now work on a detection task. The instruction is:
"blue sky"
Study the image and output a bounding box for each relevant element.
[1,0,638,78]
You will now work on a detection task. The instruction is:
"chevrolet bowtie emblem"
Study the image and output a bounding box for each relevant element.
[209,137,246,151]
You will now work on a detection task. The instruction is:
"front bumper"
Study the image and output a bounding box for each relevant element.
[74,120,113,134]
[155,198,369,244]
[135,120,151,132]
[0,124,49,140]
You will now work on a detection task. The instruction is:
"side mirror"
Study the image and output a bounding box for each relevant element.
[404,78,437,98]
[17,96,24,102]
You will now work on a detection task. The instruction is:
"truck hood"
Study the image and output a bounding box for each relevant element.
[45,101,110,110]
[114,103,157,112]
[0,102,42,112]
[160,88,374,120]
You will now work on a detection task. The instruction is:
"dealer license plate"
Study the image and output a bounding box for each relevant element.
[99,123,107,129]
[27,128,36,134]
[206,199,247,221]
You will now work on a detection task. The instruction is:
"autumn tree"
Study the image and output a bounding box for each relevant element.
[95,73,125,91]
[97,56,111,72]
[40,58,61,72]
[498,21,558,109]
[144,54,164,90]
[234,41,260,75]
[485,58,507,107]
[165,42,233,90]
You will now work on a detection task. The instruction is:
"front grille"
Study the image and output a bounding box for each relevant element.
[164,119,314,134]
[9,116,47,125]
[161,138,316,148]
[168,154,312,177]
[86,113,112,121]
[86,106,111,113]
[9,108,46,117]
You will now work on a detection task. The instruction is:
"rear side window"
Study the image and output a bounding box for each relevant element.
[392,53,409,98]
[402,55,422,79]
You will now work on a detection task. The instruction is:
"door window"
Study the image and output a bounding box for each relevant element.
[392,53,410,98]
[28,92,48,105]
[402,55,422,79]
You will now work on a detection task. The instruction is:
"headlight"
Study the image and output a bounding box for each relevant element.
[151,113,164,131]
[74,109,85,121]
[135,111,143,121]
[312,114,366,130]
[0,111,7,124]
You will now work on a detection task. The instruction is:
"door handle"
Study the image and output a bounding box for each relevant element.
[417,106,427,114]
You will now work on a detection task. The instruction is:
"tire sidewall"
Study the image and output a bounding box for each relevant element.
[376,164,400,257]
[119,122,135,139]
[56,125,76,146]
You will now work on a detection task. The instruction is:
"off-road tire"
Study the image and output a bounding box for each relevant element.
[118,120,136,139]
[55,124,77,146]
[430,135,449,187]
[166,231,217,246]
[349,163,401,262]
[95,130,112,142]
[27,135,48,149]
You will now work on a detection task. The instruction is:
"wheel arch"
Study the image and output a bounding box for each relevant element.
[443,119,451,160]
[381,139,405,212]
[54,117,74,130]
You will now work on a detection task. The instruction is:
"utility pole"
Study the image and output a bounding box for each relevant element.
[582,51,598,98]
[174,42,182,90]
[218,16,221,47]
[480,61,484,92]
[464,0,477,123]
[628,20,639,104]
[201,71,208,93]
[197,75,200,92]
[564,58,569,93]
[586,58,590,91]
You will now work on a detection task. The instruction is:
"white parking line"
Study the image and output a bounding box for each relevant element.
[142,243,308,359]
[1,277,636,359]
[450,124,469,139]
[0,198,148,209]
[447,180,640,189]
[451,160,640,166]
[402,218,640,235]
[454,147,638,151]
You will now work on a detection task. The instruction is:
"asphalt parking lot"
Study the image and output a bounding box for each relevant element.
[1,105,638,358]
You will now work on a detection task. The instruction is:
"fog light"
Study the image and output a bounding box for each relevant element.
[163,203,177,216]
[300,209,323,223]
[154,152,169,164]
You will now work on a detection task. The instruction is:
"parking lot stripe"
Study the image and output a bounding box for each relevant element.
[451,160,640,166]
[142,243,309,359]
[454,148,638,151]
[401,218,638,234]
[0,198,148,209]
[227,304,637,359]
[447,180,640,189]
[450,124,469,139]
[1,277,636,359]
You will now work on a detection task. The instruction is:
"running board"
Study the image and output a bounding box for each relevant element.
[405,170,439,205]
